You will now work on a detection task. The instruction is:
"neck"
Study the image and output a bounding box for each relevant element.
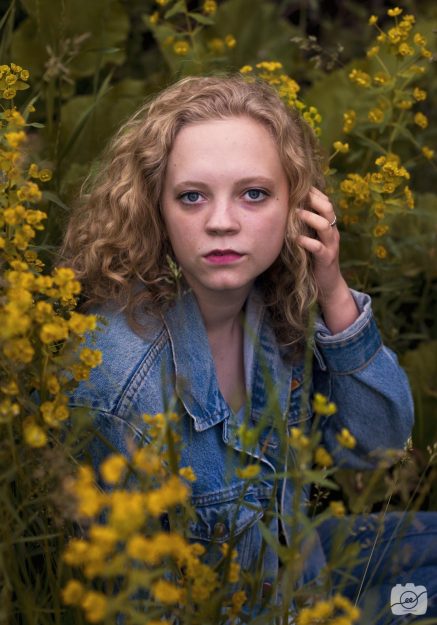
[191,287,249,336]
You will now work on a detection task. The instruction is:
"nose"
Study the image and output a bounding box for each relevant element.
[205,198,240,235]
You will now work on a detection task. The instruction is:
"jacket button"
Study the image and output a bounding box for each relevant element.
[262,581,273,598]
[213,522,226,537]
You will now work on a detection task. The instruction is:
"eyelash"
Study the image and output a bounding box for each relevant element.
[177,188,270,204]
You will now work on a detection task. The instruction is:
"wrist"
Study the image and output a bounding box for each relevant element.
[318,279,360,334]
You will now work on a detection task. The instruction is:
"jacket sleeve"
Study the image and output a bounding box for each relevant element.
[312,290,414,469]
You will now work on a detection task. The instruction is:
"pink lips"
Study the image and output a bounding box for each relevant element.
[204,249,244,264]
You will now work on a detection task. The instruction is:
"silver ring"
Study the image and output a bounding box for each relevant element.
[329,215,337,228]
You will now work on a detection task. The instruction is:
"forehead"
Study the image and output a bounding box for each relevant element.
[166,116,284,179]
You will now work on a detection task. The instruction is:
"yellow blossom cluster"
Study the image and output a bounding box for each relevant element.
[0,63,30,100]
[0,72,102,449]
[343,8,433,188]
[339,149,416,257]
[297,592,360,625]
[240,62,322,136]
[63,430,227,622]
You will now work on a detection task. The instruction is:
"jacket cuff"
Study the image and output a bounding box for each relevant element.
[314,290,383,373]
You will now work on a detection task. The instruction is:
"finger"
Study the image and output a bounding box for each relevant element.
[308,189,336,223]
[296,234,326,257]
[297,208,339,245]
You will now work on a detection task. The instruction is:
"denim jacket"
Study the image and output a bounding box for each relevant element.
[70,287,413,601]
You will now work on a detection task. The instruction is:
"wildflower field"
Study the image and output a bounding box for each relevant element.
[0,1,436,623]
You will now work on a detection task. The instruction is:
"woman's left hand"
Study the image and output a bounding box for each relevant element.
[296,187,359,334]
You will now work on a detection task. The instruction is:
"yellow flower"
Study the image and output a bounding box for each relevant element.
[414,112,428,128]
[336,427,356,449]
[0,398,20,423]
[179,466,197,481]
[208,38,225,54]
[368,15,378,25]
[4,131,26,148]
[228,560,240,583]
[387,7,402,17]
[20,69,29,80]
[173,40,190,55]
[63,539,89,566]
[421,48,432,59]
[68,312,97,334]
[373,224,389,237]
[23,416,47,447]
[368,107,384,123]
[1,379,19,395]
[333,141,349,154]
[329,500,346,517]
[413,33,427,47]
[80,347,103,368]
[349,69,371,88]
[312,392,336,416]
[225,34,236,48]
[109,491,146,534]
[422,146,434,159]
[387,27,402,44]
[3,338,34,363]
[398,43,413,56]
[288,427,310,449]
[366,45,380,58]
[132,447,162,475]
[148,11,159,25]
[151,579,183,604]
[203,0,217,14]
[17,181,42,202]
[314,446,333,468]
[46,374,61,395]
[413,88,427,101]
[404,185,414,209]
[230,590,247,615]
[81,591,108,623]
[100,454,127,485]
[396,99,413,110]
[39,168,52,182]
[373,72,390,86]
[3,88,16,99]
[239,64,253,74]
[62,580,85,605]
[40,320,69,344]
[342,109,356,133]
[236,464,260,479]
[375,244,387,259]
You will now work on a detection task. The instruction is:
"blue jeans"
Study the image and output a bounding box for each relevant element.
[316,511,437,624]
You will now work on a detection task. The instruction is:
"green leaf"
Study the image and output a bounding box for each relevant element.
[164,0,186,19]
[187,11,215,25]
[11,0,129,79]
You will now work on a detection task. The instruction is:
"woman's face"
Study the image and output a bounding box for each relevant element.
[161,115,290,303]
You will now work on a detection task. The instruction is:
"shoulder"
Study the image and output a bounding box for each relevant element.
[70,303,169,412]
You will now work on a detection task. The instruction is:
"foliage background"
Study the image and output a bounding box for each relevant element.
[1,1,436,623]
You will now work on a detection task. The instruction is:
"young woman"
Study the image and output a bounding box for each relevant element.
[60,75,436,622]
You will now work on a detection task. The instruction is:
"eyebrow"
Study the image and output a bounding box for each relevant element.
[173,176,276,190]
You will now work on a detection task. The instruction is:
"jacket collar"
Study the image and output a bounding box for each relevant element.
[163,288,292,432]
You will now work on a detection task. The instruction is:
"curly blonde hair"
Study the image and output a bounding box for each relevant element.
[59,75,325,349]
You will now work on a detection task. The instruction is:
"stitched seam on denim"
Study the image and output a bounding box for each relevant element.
[192,485,273,506]
[115,327,168,417]
[316,318,379,352]
[316,314,373,345]
[68,405,144,439]
[321,343,383,375]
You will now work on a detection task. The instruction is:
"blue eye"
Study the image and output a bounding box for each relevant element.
[244,189,268,201]
[179,191,202,204]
